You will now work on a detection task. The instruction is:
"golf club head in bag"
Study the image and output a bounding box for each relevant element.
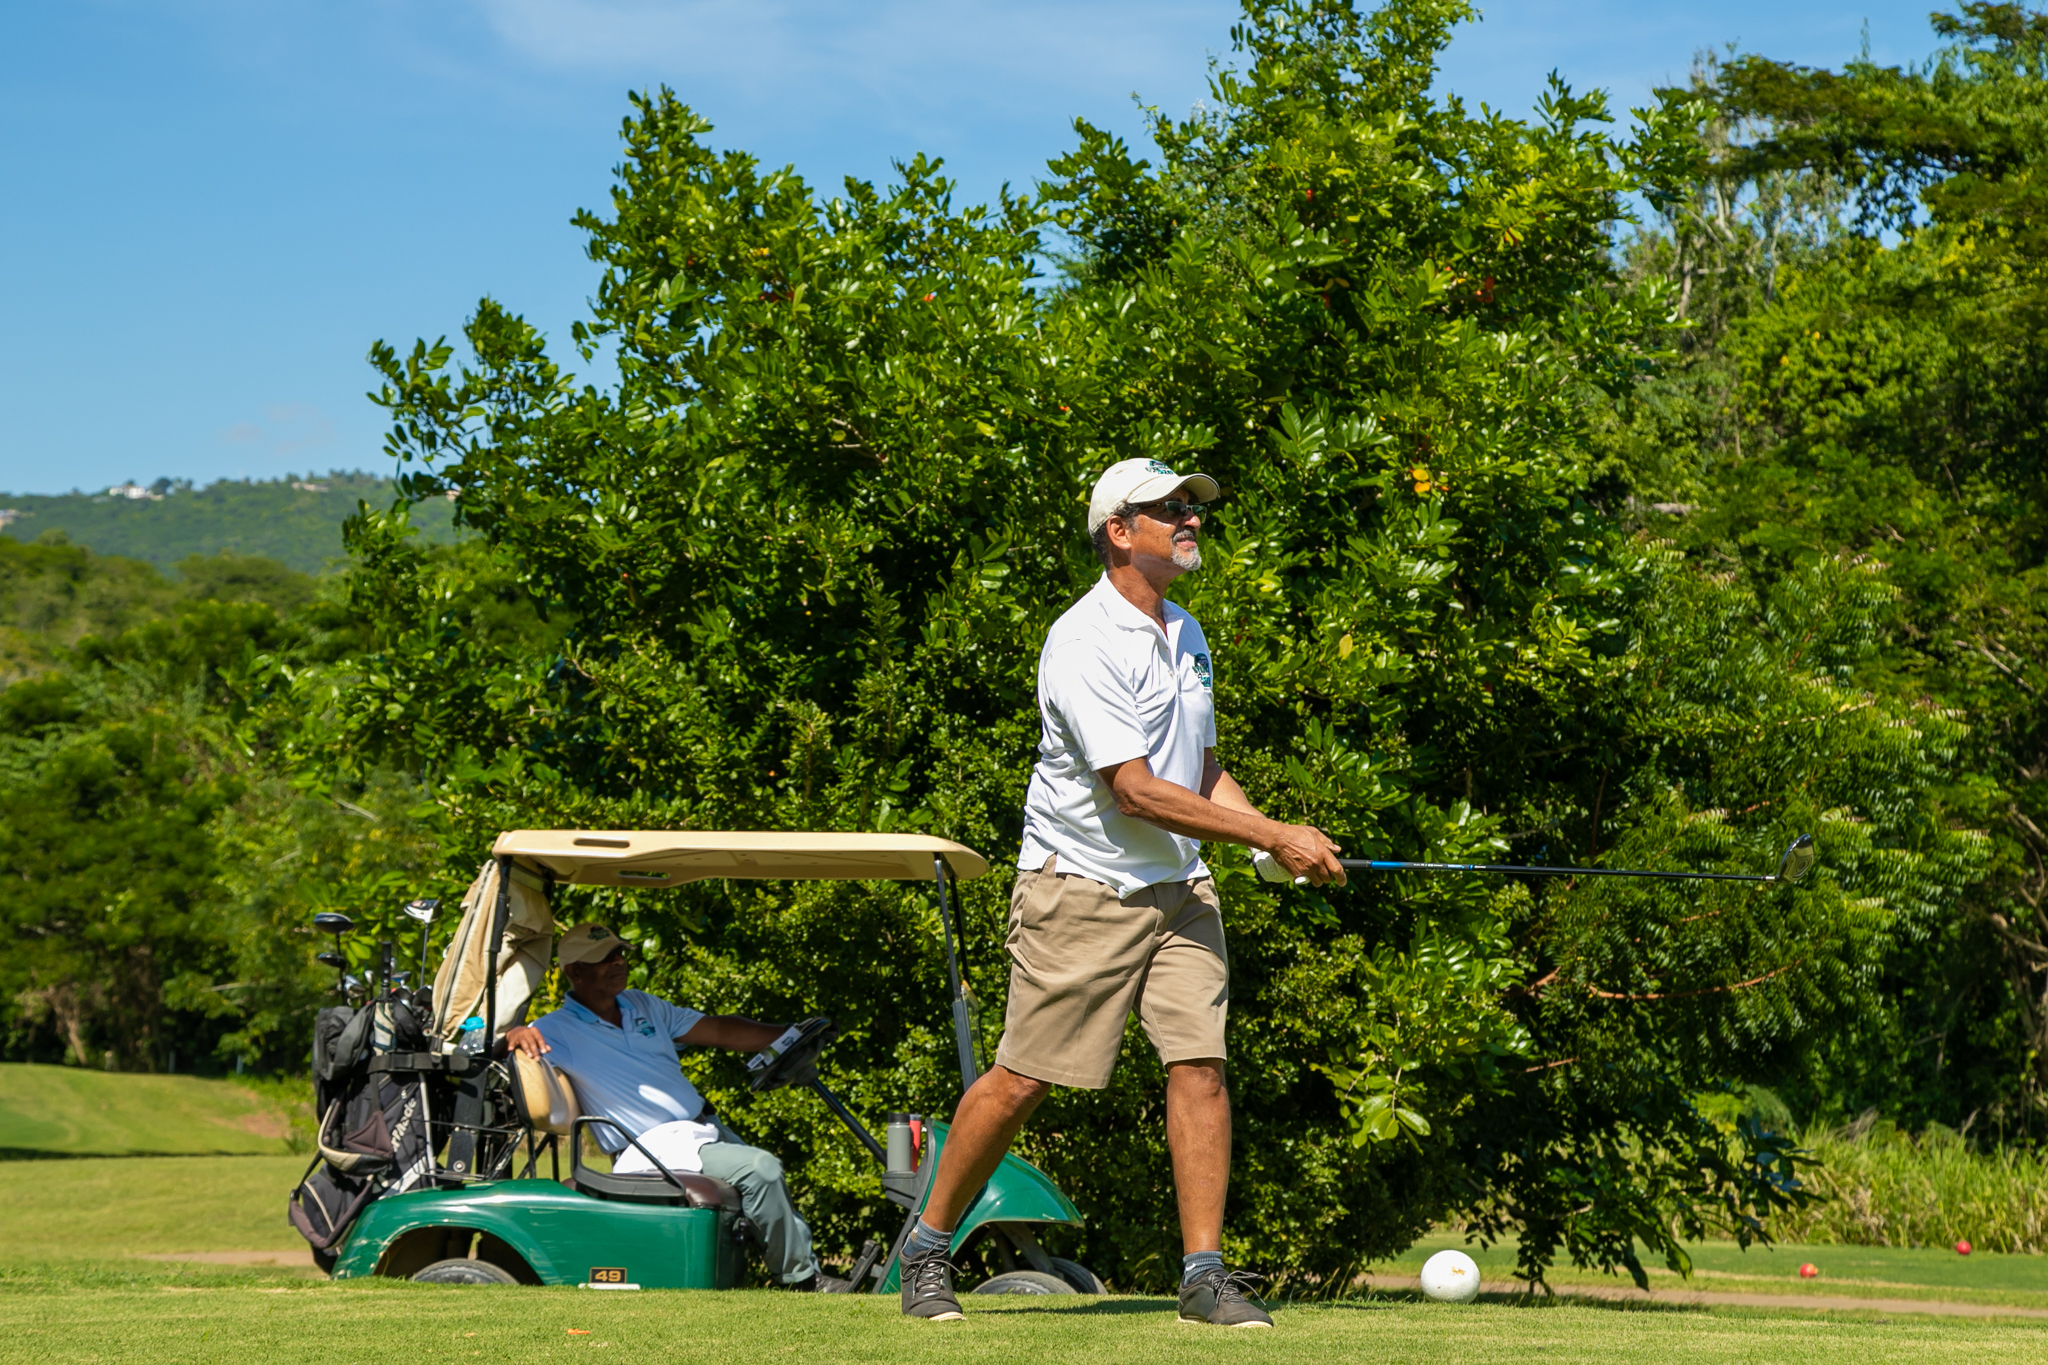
[401,898,440,994]
[313,912,355,936]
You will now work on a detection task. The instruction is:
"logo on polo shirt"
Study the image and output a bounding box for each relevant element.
[1192,652,1212,689]
[636,1018,658,1037]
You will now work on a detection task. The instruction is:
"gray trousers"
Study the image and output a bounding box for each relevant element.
[698,1124,818,1284]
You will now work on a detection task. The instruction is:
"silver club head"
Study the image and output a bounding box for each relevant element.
[1775,834,1817,884]
[402,898,440,923]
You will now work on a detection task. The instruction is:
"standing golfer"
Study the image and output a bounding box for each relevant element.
[899,458,1345,1326]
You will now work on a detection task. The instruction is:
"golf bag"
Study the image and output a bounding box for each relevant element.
[289,998,435,1256]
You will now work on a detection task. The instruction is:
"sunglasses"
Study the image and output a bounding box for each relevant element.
[1124,498,1207,522]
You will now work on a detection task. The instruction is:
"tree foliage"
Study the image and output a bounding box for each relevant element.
[0,540,453,1072]
[1,0,2029,1295]
[1610,2,2048,1135]
[291,0,1989,1289]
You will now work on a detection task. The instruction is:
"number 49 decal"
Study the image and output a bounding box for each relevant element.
[589,1266,627,1284]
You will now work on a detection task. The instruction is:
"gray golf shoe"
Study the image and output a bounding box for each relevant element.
[900,1246,965,1321]
[1177,1266,1272,1327]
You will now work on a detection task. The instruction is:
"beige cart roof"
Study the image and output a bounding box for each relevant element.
[490,830,990,888]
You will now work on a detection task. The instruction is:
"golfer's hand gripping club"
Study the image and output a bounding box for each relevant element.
[1253,848,1307,886]
[1103,754,1346,886]
[1252,824,1346,887]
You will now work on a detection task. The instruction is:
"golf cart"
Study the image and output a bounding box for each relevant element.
[293,830,1102,1295]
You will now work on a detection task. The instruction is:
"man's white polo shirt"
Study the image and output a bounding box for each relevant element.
[531,990,707,1152]
[1019,573,1217,896]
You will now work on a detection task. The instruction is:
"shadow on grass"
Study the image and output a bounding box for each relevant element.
[971,1296,1178,1317]
[984,1291,1710,1318]
[1310,1290,1711,1316]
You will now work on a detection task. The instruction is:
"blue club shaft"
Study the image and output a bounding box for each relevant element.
[1342,859,1775,883]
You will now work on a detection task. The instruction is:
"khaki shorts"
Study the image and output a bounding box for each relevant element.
[991,857,1229,1089]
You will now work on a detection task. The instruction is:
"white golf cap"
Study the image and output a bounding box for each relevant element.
[1086,458,1220,534]
[557,922,632,967]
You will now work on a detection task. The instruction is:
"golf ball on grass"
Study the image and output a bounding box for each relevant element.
[1419,1250,1481,1303]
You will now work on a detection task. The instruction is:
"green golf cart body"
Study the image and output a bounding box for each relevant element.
[319,829,1092,1293]
[331,1122,1078,1288]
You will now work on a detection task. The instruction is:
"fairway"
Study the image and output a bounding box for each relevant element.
[0,1064,293,1158]
[2,1274,2046,1365]
[1388,1233,2048,1312]
[3,1154,2048,1363]
[0,1156,309,1259]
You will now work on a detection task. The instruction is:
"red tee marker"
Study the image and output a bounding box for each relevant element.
[1956,1240,1973,1256]
[1798,1263,1819,1279]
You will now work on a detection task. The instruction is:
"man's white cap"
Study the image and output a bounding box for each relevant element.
[1087,458,1221,534]
[557,922,632,967]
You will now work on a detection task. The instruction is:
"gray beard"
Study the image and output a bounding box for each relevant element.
[1172,539,1202,571]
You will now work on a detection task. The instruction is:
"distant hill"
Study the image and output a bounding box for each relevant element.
[0,471,458,574]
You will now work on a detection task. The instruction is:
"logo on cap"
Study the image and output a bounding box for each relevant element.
[588,927,610,941]
[1145,460,1175,476]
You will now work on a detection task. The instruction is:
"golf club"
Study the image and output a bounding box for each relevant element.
[312,912,355,993]
[1333,834,1816,885]
[402,898,439,984]
[315,949,349,994]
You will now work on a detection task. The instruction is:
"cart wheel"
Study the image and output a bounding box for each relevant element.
[971,1270,1074,1295]
[1049,1258,1107,1294]
[412,1257,520,1285]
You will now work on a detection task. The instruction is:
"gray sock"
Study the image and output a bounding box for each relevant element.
[1182,1250,1224,1286]
[905,1219,953,1258]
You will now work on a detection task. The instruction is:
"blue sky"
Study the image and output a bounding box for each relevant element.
[1,1,1951,496]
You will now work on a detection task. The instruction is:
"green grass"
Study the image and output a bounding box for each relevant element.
[0,1279,2042,1365]
[0,1156,309,1257]
[0,1064,295,1158]
[1389,1233,2048,1310]
[2,1152,2045,1362]
[1772,1121,2048,1253]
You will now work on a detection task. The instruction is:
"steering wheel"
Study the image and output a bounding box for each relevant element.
[746,1016,839,1093]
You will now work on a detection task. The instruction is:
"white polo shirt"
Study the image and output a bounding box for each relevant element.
[1018,574,1217,896]
[531,990,707,1152]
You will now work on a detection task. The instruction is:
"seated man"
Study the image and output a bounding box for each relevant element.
[504,922,845,1292]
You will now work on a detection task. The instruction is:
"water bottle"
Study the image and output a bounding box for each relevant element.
[457,1016,487,1056]
[885,1113,917,1174]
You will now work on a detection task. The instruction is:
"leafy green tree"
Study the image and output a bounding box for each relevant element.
[0,539,448,1074]
[1609,3,2048,1134]
[1,533,177,682]
[304,0,1984,1288]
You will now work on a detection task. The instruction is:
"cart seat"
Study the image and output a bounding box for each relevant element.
[572,1164,743,1210]
[510,1049,741,1211]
